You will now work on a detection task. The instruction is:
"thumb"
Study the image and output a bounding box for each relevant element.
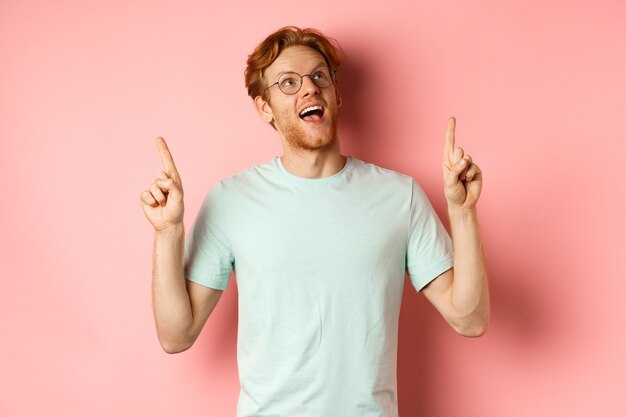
[445,156,468,188]
[155,178,182,196]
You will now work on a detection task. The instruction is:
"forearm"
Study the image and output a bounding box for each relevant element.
[447,205,490,333]
[151,223,194,352]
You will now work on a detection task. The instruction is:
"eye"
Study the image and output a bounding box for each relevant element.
[280,75,298,89]
[312,71,327,81]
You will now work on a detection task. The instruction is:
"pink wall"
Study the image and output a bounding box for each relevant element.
[1,0,624,416]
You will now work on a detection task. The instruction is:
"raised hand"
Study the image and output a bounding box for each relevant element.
[139,137,185,231]
[442,117,483,209]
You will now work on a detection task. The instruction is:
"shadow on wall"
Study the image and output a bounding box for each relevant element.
[335,47,377,153]
[187,277,239,377]
[398,233,553,416]
[335,38,429,174]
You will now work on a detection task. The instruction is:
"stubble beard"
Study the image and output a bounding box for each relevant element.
[276,109,339,153]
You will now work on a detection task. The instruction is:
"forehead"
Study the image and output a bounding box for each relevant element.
[265,45,327,79]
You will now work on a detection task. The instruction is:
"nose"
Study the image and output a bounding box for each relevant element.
[299,75,320,97]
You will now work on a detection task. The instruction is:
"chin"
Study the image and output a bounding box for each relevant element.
[288,133,335,152]
[279,114,339,152]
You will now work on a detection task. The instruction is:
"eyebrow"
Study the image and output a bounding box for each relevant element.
[274,62,328,79]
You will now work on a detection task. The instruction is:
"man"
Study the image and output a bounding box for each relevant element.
[140,26,489,417]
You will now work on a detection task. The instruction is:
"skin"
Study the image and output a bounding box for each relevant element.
[140,138,215,354]
[420,117,490,336]
[139,47,490,354]
[253,45,347,179]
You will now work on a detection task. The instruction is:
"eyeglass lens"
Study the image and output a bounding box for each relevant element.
[278,67,333,94]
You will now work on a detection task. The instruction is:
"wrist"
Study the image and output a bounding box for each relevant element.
[447,204,478,221]
[155,222,184,238]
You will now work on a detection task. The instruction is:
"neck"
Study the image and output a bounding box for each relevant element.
[280,140,347,179]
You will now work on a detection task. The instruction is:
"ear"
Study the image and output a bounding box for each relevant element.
[334,84,342,108]
[254,95,274,124]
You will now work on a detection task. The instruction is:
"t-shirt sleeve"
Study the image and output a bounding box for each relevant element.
[405,178,454,292]
[184,180,234,290]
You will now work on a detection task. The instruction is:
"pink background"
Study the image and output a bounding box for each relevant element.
[1,0,625,416]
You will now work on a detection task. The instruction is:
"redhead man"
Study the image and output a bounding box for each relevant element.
[140,26,489,417]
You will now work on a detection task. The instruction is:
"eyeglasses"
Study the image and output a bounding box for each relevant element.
[265,65,336,95]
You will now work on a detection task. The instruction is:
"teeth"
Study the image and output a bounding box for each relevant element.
[299,105,323,117]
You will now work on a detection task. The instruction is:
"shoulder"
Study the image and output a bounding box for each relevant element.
[349,156,415,190]
[219,157,277,186]
[211,157,282,201]
[349,157,437,210]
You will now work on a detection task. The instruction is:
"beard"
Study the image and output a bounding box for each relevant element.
[274,107,339,153]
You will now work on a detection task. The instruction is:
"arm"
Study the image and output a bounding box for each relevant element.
[421,206,489,337]
[152,224,223,353]
[421,117,490,337]
[141,137,223,354]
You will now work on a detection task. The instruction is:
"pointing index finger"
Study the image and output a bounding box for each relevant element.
[156,137,180,180]
[444,116,456,164]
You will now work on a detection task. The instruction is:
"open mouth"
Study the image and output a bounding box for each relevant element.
[299,105,324,122]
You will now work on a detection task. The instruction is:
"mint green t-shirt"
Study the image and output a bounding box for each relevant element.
[184,155,453,417]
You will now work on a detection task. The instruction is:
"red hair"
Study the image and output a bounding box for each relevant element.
[244,26,345,102]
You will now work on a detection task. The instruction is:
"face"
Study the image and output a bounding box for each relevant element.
[255,45,341,152]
